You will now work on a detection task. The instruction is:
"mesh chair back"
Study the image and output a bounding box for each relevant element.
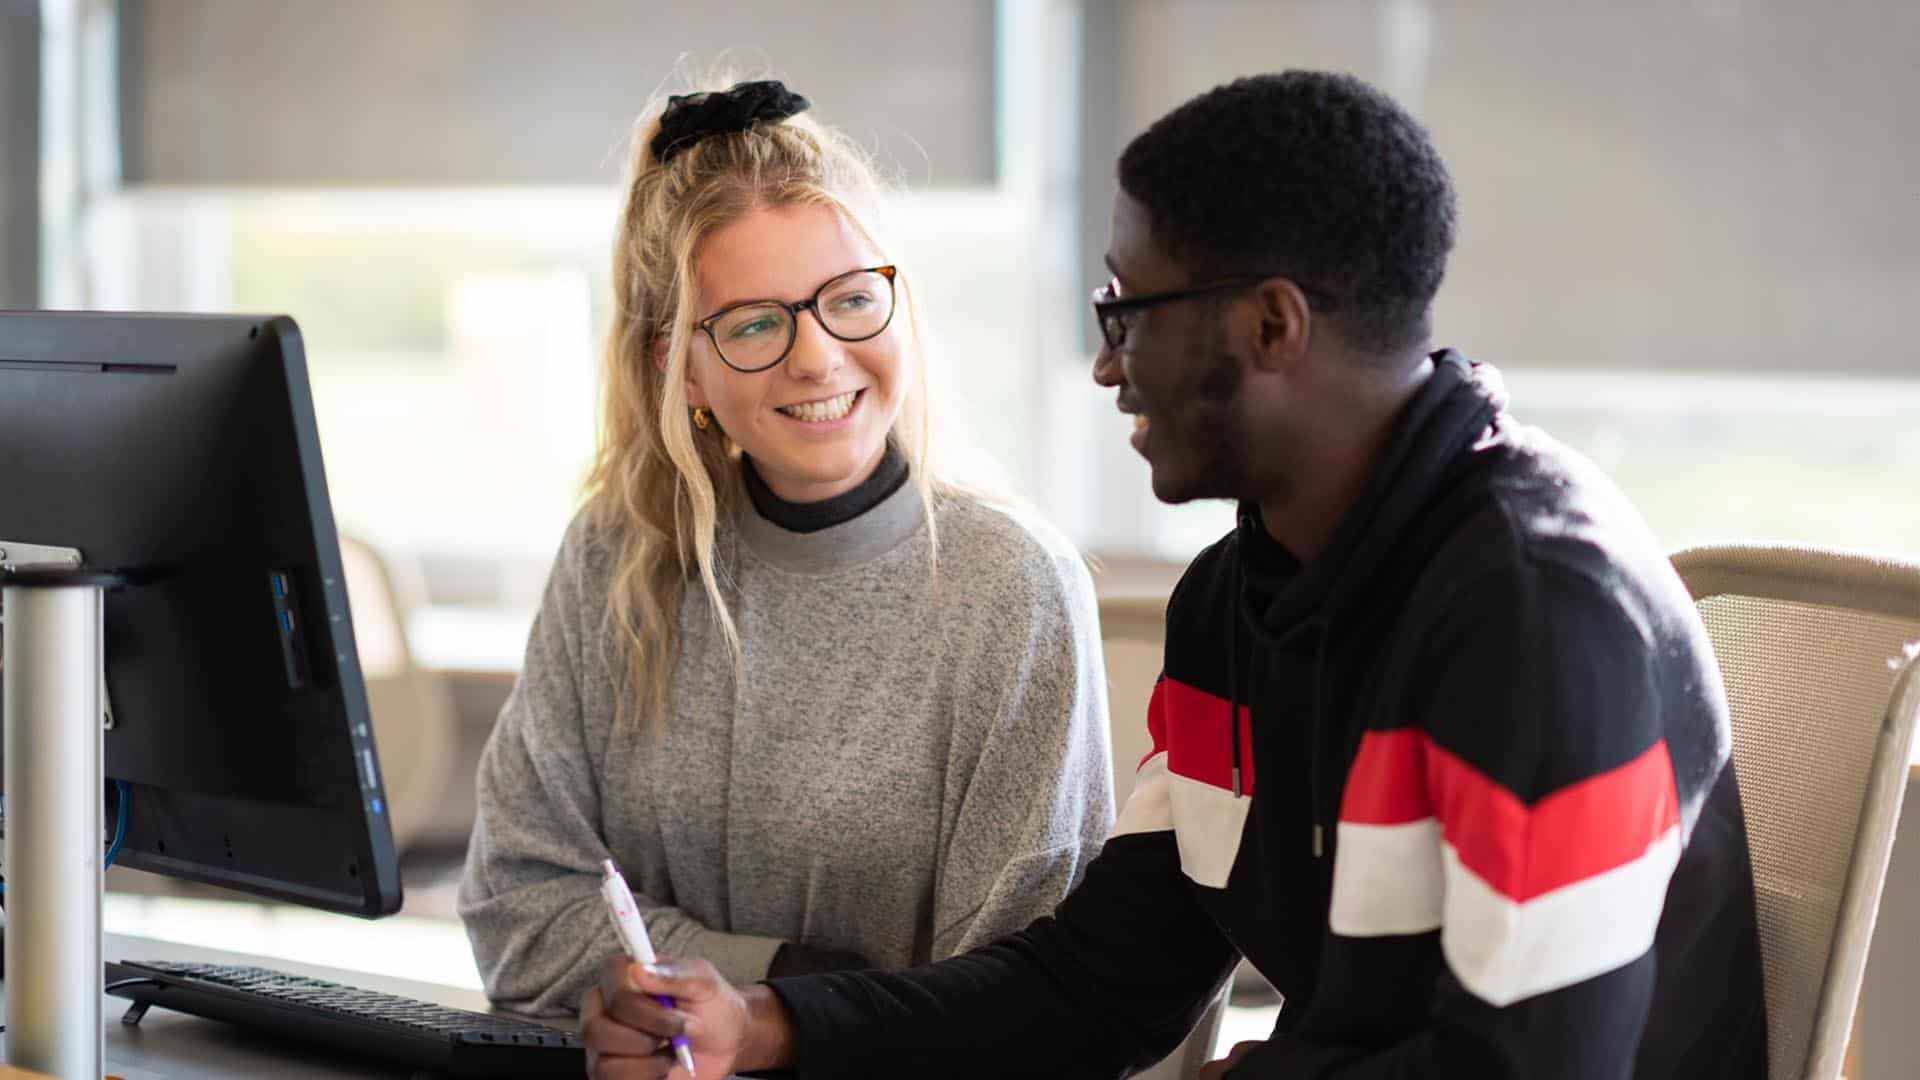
[1671,545,1920,1080]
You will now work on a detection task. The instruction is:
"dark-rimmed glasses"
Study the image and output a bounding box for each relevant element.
[1090,274,1273,352]
[696,265,899,373]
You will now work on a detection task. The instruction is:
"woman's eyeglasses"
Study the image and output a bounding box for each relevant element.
[696,265,899,373]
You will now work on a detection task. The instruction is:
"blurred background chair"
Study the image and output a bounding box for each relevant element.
[1671,544,1920,1080]
[1098,588,1233,1080]
[1098,589,1167,811]
[337,534,458,860]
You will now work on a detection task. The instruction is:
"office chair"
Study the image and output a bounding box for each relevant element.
[1671,544,1920,1080]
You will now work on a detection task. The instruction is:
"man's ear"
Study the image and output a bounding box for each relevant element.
[1244,277,1313,374]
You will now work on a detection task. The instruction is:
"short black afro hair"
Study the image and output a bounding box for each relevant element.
[1118,70,1456,357]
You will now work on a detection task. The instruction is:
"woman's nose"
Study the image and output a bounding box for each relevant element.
[783,312,846,381]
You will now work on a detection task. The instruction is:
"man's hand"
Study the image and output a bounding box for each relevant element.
[580,954,750,1079]
[1197,1039,1264,1080]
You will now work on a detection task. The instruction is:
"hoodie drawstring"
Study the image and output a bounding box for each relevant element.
[1232,545,1335,858]
[1228,557,1245,799]
[1309,620,1330,858]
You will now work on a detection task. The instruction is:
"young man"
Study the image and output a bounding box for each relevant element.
[583,70,1769,1080]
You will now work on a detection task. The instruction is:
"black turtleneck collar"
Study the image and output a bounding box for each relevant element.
[741,441,910,534]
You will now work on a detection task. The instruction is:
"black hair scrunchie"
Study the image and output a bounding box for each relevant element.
[650,79,812,165]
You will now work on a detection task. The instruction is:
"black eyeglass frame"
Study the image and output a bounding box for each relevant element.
[1091,273,1329,351]
[695,264,900,373]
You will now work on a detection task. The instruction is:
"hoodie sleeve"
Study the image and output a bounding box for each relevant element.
[768,830,1238,1079]
[1227,561,1683,1080]
[767,647,1237,1079]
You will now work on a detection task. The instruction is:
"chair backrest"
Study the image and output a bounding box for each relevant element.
[1671,544,1920,1080]
[1098,590,1169,808]
[338,534,458,857]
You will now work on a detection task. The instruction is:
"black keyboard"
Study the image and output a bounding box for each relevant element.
[106,959,586,1078]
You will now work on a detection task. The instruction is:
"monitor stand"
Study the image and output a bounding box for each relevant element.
[2,552,119,1079]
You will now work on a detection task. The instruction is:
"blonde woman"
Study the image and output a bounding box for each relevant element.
[456,79,1114,1017]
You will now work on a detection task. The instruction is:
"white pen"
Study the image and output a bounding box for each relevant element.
[601,858,698,1077]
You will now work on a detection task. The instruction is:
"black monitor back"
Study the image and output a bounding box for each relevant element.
[0,311,400,915]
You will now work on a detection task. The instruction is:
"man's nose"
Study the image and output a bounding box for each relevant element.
[1091,343,1124,387]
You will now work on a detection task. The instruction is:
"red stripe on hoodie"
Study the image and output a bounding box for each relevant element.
[1144,677,1257,796]
[1341,728,1680,904]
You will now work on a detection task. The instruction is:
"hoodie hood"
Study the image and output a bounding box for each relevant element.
[1237,350,1508,646]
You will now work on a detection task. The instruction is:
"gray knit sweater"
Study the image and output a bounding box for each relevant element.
[457,477,1114,1015]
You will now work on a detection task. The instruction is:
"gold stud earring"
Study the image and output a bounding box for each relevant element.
[691,406,711,431]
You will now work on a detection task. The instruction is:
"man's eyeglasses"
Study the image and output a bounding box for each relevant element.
[1090,275,1273,352]
[1088,272,1339,352]
[696,265,899,373]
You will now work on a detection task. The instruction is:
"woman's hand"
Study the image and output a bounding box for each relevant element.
[580,954,750,1079]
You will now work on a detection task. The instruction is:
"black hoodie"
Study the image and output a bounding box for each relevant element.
[770,352,1768,1079]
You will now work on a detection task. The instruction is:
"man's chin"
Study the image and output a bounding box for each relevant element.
[1148,467,1202,506]
[1149,462,1237,507]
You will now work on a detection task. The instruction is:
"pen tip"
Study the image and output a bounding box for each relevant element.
[600,857,618,876]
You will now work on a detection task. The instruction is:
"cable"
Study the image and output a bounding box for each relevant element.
[0,778,130,900]
[104,779,130,868]
[0,784,143,1036]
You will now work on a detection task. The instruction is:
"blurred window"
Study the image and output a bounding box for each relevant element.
[88,1,1020,611]
[63,0,1920,611]
[1082,0,1920,561]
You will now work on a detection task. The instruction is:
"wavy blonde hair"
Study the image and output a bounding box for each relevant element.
[584,82,951,719]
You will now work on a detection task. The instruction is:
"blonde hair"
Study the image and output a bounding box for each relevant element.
[584,80,951,720]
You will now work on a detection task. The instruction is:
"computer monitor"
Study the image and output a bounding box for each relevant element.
[0,310,400,916]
